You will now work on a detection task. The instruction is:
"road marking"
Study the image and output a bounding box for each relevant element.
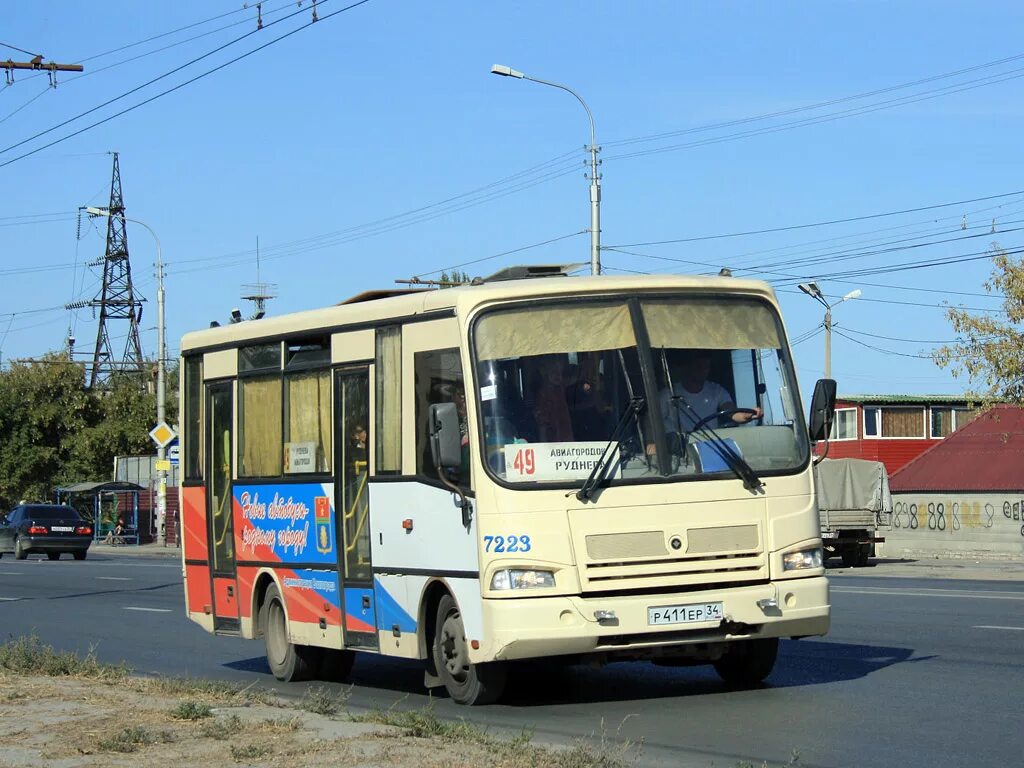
[123,606,172,613]
[0,597,21,601]
[97,576,132,581]
[832,586,1024,601]
[0,572,25,575]
[973,625,1024,631]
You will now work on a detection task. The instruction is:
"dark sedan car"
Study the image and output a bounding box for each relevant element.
[0,504,93,560]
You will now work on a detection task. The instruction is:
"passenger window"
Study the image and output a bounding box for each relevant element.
[239,376,283,477]
[284,370,332,473]
[414,348,468,487]
[183,356,203,481]
[375,326,402,474]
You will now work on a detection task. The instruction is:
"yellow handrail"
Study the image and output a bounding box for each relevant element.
[345,469,369,554]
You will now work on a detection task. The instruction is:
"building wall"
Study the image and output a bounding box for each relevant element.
[881,492,1024,559]
[827,437,934,475]
[826,401,947,475]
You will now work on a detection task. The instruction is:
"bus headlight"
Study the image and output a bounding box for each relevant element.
[490,569,556,590]
[783,547,823,571]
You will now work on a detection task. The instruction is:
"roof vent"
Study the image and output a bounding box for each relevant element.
[482,263,586,282]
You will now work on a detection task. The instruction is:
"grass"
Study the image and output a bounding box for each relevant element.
[354,705,492,743]
[141,676,268,703]
[199,713,244,740]
[355,705,638,768]
[97,726,159,753]
[0,635,129,682]
[169,700,214,720]
[230,743,271,761]
[298,685,350,716]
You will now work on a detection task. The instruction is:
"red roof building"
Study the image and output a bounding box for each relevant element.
[822,395,980,476]
[889,404,1024,493]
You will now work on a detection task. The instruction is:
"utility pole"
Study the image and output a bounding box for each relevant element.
[798,282,861,380]
[66,153,146,388]
[491,65,602,275]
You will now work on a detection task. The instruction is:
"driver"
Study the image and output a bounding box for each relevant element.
[660,349,762,433]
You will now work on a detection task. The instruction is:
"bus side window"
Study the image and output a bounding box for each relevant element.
[414,348,469,488]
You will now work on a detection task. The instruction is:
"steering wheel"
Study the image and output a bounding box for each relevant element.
[688,407,758,433]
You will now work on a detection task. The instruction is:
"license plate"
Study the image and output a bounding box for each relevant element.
[51,526,74,532]
[648,601,724,626]
[821,531,837,539]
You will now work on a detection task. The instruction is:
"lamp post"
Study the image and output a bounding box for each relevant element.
[490,64,601,276]
[86,207,167,546]
[798,282,861,379]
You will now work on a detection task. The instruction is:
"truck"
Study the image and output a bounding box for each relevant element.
[814,457,891,567]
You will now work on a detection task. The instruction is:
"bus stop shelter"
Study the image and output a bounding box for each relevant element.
[54,481,145,544]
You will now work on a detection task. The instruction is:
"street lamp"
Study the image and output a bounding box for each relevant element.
[798,282,861,379]
[86,206,167,547]
[491,64,602,276]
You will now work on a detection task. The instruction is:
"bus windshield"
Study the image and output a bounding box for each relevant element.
[472,296,808,487]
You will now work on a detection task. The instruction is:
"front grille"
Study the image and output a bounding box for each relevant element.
[582,550,765,592]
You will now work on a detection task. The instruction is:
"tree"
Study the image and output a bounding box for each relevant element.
[933,244,1024,403]
[438,270,472,288]
[0,354,162,510]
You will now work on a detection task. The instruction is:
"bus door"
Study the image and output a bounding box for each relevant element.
[207,382,240,632]
[334,367,378,650]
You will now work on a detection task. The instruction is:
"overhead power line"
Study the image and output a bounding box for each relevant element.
[602,65,1024,164]
[605,189,1024,249]
[602,51,1024,150]
[0,0,327,159]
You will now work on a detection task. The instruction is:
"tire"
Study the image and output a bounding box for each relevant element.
[73,551,87,561]
[14,537,28,560]
[318,648,356,682]
[262,583,317,682]
[432,593,506,705]
[47,552,61,561]
[713,638,779,687]
[855,544,871,567]
[840,545,858,568]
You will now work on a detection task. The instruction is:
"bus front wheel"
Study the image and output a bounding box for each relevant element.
[262,583,318,682]
[432,593,506,705]
[713,637,778,687]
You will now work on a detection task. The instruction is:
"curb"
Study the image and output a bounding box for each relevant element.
[89,544,182,559]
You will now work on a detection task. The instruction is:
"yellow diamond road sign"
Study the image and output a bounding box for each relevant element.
[150,422,176,449]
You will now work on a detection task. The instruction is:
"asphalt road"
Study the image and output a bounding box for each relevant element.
[1,553,1021,768]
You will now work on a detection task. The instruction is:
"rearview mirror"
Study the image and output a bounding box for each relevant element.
[428,402,462,470]
[808,379,837,441]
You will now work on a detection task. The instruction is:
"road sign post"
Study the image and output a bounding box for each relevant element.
[149,422,176,546]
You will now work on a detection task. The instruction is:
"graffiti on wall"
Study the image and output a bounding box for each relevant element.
[892,497,1024,537]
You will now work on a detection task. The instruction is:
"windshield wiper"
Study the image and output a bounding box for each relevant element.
[670,398,764,492]
[573,396,644,502]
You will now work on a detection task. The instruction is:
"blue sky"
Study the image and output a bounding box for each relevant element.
[2,1,1023,398]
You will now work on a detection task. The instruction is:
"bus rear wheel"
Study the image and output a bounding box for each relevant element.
[713,637,778,687]
[262,583,318,682]
[432,593,506,705]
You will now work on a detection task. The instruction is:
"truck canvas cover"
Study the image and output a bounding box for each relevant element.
[814,458,892,514]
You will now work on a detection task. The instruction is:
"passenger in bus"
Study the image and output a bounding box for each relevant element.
[532,355,574,442]
[660,349,762,433]
[567,352,614,440]
[349,424,368,470]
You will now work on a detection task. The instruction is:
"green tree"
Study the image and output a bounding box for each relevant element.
[0,354,164,510]
[438,269,471,288]
[0,355,92,508]
[934,244,1024,403]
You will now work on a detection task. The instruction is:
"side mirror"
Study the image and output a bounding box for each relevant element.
[808,378,837,441]
[428,402,462,470]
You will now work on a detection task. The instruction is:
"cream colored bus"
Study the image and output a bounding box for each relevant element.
[179,269,834,705]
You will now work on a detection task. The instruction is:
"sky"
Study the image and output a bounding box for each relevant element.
[2,0,1023,399]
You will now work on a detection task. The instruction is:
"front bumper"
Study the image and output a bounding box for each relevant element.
[23,536,91,552]
[478,575,829,662]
